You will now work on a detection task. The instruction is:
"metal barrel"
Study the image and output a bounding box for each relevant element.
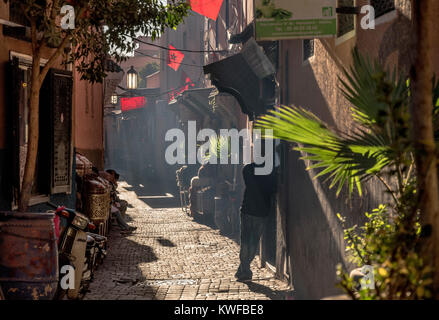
[0,211,59,300]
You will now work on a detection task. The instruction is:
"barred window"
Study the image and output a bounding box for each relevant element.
[370,0,395,18]
[3,2,30,39]
[9,2,30,26]
[303,39,314,61]
[337,0,355,38]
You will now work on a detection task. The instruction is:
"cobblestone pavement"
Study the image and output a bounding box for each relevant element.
[84,182,291,300]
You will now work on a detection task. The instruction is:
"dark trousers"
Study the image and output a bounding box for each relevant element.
[237,213,267,274]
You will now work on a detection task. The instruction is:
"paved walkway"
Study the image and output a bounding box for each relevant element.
[84,182,291,300]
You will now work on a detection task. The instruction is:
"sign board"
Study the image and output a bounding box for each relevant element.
[121,96,147,112]
[255,0,336,40]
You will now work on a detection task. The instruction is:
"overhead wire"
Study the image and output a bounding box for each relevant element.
[134,49,206,68]
[131,35,229,54]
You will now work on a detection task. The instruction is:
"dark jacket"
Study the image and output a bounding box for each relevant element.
[240,163,276,217]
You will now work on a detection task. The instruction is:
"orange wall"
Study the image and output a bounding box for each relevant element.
[73,68,104,168]
[0,25,64,150]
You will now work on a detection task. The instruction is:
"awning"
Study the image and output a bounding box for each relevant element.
[214,93,241,122]
[169,87,218,118]
[203,38,276,120]
[229,21,254,44]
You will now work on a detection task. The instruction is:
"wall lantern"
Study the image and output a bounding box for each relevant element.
[126,65,138,90]
[111,93,118,105]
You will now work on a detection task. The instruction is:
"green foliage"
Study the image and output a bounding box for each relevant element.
[138,62,160,88]
[336,188,433,299]
[255,48,428,198]
[201,135,231,164]
[4,0,189,82]
[255,48,439,299]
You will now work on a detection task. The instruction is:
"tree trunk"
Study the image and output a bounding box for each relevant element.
[410,0,439,297]
[18,56,41,212]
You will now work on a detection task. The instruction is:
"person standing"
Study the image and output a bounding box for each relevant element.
[235,162,276,281]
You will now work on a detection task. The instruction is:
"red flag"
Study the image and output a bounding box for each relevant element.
[184,77,195,90]
[168,45,185,71]
[121,96,147,112]
[168,77,195,102]
[190,0,223,21]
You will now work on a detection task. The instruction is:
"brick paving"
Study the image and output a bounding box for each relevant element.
[84,182,291,300]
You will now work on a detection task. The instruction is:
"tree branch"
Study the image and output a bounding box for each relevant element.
[38,5,86,83]
[376,174,398,205]
[38,32,72,84]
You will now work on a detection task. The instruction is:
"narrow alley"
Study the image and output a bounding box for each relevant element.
[4,0,439,306]
[84,181,290,300]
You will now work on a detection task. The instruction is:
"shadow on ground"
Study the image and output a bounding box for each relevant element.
[88,228,159,299]
[243,281,290,300]
[121,177,180,209]
[156,237,176,247]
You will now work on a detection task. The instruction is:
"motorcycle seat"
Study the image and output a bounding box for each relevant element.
[86,235,96,244]
[87,233,107,242]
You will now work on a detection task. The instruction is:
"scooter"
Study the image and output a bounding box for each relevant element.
[81,232,107,293]
[48,203,96,300]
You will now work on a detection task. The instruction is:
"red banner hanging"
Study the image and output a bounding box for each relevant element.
[190,0,223,21]
[121,96,147,112]
[168,45,185,71]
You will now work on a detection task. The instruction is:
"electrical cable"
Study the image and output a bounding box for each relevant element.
[117,70,205,99]
[125,33,230,54]
[134,49,206,68]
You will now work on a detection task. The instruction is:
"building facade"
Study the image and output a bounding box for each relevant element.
[0,2,107,211]
[275,0,439,299]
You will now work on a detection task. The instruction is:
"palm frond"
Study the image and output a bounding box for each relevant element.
[255,105,392,196]
[339,48,409,136]
[254,49,433,198]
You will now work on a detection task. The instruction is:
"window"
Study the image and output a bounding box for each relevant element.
[370,0,395,18]
[8,2,30,26]
[303,39,314,62]
[337,0,355,38]
[3,2,30,39]
[9,56,49,202]
[9,55,73,206]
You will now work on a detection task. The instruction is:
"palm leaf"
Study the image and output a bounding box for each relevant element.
[255,49,435,197]
[255,105,392,196]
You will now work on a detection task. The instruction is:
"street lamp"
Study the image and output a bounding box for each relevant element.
[111,93,118,105]
[126,65,138,90]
